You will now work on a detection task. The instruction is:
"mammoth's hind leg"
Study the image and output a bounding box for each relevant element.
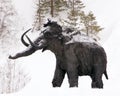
[52,64,66,87]
[91,72,103,88]
[91,78,103,88]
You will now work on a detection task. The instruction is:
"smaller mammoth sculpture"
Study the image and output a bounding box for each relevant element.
[9,20,108,88]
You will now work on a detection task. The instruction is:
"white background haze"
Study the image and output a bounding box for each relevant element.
[2,0,120,96]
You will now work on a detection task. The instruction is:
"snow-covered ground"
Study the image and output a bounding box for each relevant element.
[3,0,120,96]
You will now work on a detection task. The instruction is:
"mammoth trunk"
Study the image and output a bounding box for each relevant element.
[25,35,47,50]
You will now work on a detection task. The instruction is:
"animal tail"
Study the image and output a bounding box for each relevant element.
[104,70,108,79]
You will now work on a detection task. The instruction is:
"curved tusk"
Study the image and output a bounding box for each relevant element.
[25,35,44,49]
[21,28,32,47]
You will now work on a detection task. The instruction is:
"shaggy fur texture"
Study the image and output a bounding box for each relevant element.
[9,20,108,88]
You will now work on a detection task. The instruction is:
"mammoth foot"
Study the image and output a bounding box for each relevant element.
[52,79,62,87]
[52,83,61,87]
[69,84,78,87]
[69,81,78,87]
[91,80,103,88]
[68,78,78,87]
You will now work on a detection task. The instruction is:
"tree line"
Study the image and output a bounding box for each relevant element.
[34,0,103,38]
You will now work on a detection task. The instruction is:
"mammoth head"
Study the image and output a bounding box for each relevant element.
[43,19,62,35]
[21,20,64,52]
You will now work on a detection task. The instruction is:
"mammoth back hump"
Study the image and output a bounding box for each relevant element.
[73,42,107,64]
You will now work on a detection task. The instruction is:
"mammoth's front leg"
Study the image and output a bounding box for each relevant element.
[9,46,36,59]
[67,65,79,87]
[52,60,66,87]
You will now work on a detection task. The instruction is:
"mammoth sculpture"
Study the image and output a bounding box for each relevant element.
[9,20,108,88]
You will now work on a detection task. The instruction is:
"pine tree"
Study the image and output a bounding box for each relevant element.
[34,0,103,39]
[34,0,67,30]
[62,0,85,29]
[50,0,54,17]
[80,11,103,36]
[53,0,67,16]
[33,0,46,30]
[0,0,15,37]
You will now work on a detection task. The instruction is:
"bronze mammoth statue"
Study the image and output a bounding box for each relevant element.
[9,20,108,88]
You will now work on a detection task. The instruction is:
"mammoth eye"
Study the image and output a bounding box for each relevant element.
[44,32,52,38]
